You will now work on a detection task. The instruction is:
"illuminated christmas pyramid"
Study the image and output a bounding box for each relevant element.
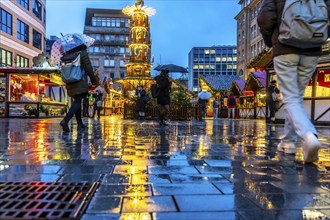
[118,0,156,97]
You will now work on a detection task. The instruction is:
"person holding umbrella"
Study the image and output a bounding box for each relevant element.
[197,91,212,119]
[154,69,172,126]
[54,34,99,132]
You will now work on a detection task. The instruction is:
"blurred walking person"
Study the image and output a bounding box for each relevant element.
[155,69,172,126]
[267,80,281,124]
[212,97,219,119]
[257,0,330,162]
[60,45,98,132]
[227,93,236,119]
[92,89,103,119]
[135,85,148,121]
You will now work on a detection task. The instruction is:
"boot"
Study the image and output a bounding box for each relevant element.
[60,120,70,132]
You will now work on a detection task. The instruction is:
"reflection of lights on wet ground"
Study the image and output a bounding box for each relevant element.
[120,212,151,220]
[303,209,328,219]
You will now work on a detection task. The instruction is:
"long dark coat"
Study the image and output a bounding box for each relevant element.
[257,0,330,58]
[135,89,147,112]
[155,75,171,105]
[61,50,98,97]
[267,85,280,111]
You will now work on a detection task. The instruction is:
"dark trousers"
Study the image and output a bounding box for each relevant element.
[82,104,89,117]
[92,107,101,118]
[63,93,86,125]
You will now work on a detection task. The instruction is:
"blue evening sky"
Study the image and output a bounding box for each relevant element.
[46,0,240,75]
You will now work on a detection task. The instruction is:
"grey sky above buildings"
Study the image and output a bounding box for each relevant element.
[46,1,240,73]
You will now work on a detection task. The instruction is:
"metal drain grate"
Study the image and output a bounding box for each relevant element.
[0,182,99,219]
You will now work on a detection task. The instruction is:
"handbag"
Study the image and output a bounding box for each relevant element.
[61,54,85,83]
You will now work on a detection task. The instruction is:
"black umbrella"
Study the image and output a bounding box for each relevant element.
[154,64,188,73]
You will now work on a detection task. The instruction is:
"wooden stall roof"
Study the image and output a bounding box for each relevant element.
[247,48,273,69]
[199,74,240,93]
[230,79,246,96]
[243,71,267,92]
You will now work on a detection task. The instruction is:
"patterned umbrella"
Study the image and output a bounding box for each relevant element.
[51,33,95,66]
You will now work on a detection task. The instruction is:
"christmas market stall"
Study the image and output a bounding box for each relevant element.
[249,44,330,125]
[199,74,240,117]
[0,68,67,118]
[240,70,267,119]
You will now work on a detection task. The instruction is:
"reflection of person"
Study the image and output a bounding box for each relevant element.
[155,69,172,126]
[257,1,330,162]
[82,95,89,117]
[135,85,147,120]
[60,45,98,132]
[227,93,236,119]
[267,80,280,124]
[198,98,207,119]
[212,98,219,119]
[92,90,103,119]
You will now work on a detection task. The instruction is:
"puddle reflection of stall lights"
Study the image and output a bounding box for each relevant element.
[244,179,274,209]
[35,122,48,162]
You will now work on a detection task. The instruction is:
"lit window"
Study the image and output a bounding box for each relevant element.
[193,65,199,69]
[210,50,215,54]
[0,48,12,67]
[199,65,204,69]
[205,65,210,69]
[216,57,221,62]
[204,49,210,54]
[227,57,233,62]
[16,55,29,67]
[227,64,233,69]
[221,57,227,62]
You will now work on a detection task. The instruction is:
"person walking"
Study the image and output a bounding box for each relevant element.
[267,80,281,124]
[60,45,98,132]
[154,69,172,126]
[92,89,103,119]
[135,85,148,120]
[227,93,236,119]
[198,98,208,119]
[82,95,89,117]
[212,97,219,119]
[257,0,330,162]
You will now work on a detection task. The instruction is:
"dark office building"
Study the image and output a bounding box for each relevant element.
[84,8,130,84]
[188,46,237,92]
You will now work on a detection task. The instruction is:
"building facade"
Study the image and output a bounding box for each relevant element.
[0,0,46,67]
[235,0,264,80]
[188,45,237,92]
[84,8,130,85]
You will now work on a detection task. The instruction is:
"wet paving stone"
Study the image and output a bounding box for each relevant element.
[175,194,261,211]
[0,117,329,218]
[122,196,177,212]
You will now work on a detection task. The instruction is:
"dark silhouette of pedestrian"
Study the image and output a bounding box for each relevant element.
[154,69,172,126]
[267,80,280,123]
[198,98,207,119]
[92,90,103,119]
[135,85,147,120]
[60,45,98,132]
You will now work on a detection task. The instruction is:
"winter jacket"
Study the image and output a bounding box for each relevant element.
[61,50,98,97]
[155,74,171,105]
[135,89,147,112]
[257,0,330,58]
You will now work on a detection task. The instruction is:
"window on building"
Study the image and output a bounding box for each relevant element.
[119,35,126,42]
[90,34,100,40]
[227,64,233,69]
[221,57,227,62]
[43,8,46,24]
[32,0,42,20]
[110,72,115,79]
[0,48,12,67]
[227,57,233,62]
[104,35,115,41]
[120,72,125,78]
[193,65,198,69]
[17,0,29,10]
[199,64,204,69]
[120,47,125,54]
[216,57,221,62]
[0,8,12,35]
[120,60,124,67]
[204,49,210,54]
[33,29,42,50]
[210,65,215,69]
[233,57,237,61]
[17,19,29,43]
[210,50,215,54]
[205,65,210,69]
[88,46,99,53]
[16,55,29,67]
[104,59,114,67]
[91,59,99,67]
[104,46,110,53]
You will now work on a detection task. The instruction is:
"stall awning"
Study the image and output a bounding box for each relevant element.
[243,71,267,92]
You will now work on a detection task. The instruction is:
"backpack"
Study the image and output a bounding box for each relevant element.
[228,97,236,106]
[61,54,85,83]
[150,83,159,98]
[278,0,328,48]
[272,91,283,102]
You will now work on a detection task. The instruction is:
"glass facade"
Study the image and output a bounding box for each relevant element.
[189,46,237,91]
[17,0,29,10]
[0,48,12,67]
